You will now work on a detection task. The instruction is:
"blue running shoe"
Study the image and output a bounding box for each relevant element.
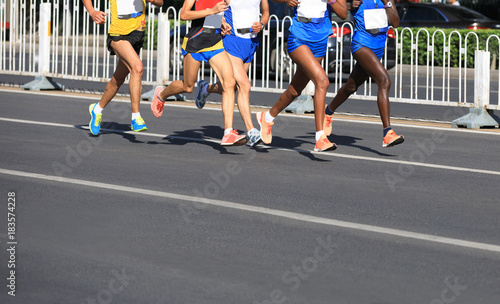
[195,79,209,109]
[131,116,148,132]
[89,103,102,135]
[246,128,262,147]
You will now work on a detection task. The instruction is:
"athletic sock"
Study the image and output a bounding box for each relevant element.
[132,112,141,120]
[265,111,275,123]
[224,128,233,136]
[93,104,103,115]
[325,104,334,115]
[315,130,325,141]
[383,126,392,137]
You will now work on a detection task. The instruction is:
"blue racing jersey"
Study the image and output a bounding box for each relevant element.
[351,0,388,52]
[289,3,333,42]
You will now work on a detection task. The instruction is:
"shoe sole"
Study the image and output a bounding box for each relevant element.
[257,112,272,144]
[151,86,164,118]
[88,103,100,136]
[195,81,206,109]
[221,136,247,146]
[383,136,405,148]
[247,138,262,147]
[132,127,148,132]
[314,143,337,152]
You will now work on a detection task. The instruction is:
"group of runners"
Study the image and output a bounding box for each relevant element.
[84,0,404,151]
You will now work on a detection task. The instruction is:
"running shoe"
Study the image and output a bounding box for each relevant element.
[131,116,148,132]
[195,79,209,109]
[246,128,262,147]
[324,105,334,136]
[256,111,274,144]
[88,103,102,136]
[314,134,337,152]
[382,130,404,148]
[221,129,246,146]
[151,86,165,118]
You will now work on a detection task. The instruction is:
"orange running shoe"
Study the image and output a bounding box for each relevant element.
[324,105,333,136]
[314,134,337,152]
[151,86,165,118]
[382,130,405,148]
[256,111,274,144]
[221,129,247,146]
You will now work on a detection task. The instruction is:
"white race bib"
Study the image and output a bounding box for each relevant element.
[117,0,143,19]
[297,0,328,19]
[364,8,388,30]
[203,13,223,29]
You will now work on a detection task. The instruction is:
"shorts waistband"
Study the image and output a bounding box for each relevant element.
[203,27,221,34]
[296,16,323,24]
[118,11,143,20]
[236,28,253,34]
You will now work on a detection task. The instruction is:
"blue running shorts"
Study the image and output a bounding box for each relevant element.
[351,40,385,60]
[223,35,259,63]
[287,32,328,58]
[182,48,225,63]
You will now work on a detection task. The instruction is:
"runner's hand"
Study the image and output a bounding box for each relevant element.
[352,0,363,9]
[212,1,228,14]
[90,11,106,24]
[252,22,263,34]
[286,0,299,8]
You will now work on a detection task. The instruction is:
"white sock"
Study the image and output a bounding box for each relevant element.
[202,84,209,96]
[248,127,258,134]
[93,104,103,115]
[265,111,275,123]
[224,128,233,136]
[131,112,141,120]
[315,130,325,141]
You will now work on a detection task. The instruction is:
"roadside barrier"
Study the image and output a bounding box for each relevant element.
[1,1,499,128]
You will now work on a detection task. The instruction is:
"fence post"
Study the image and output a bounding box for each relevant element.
[452,50,498,128]
[22,2,64,91]
[142,12,185,101]
[284,81,315,114]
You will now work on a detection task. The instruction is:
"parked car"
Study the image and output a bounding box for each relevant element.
[396,2,500,29]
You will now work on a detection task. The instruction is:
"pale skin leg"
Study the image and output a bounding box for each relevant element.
[159,53,201,99]
[104,40,144,113]
[327,47,392,128]
[269,45,329,132]
[159,51,236,130]
[207,51,236,130]
[207,53,254,132]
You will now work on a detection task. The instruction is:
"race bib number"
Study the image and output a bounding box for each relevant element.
[364,8,388,30]
[117,0,143,19]
[297,0,327,19]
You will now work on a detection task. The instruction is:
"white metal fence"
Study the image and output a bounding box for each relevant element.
[1,0,499,112]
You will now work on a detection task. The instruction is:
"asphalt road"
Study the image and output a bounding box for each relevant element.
[0,88,500,304]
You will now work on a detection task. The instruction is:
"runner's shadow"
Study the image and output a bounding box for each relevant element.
[331,134,395,157]
[150,125,244,155]
[268,135,332,162]
[100,122,145,143]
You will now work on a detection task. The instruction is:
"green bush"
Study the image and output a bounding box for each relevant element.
[396,28,500,69]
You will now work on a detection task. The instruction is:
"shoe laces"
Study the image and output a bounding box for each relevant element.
[135,117,145,125]
[156,99,164,112]
[325,115,332,127]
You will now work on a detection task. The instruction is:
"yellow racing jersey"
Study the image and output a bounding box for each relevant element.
[108,0,146,36]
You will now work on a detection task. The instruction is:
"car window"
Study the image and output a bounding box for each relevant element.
[445,6,491,21]
[403,7,446,22]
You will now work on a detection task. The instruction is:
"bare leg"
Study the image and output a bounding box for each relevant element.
[110,40,144,113]
[329,47,392,128]
[208,51,236,130]
[270,45,329,132]
[98,60,129,109]
[226,55,254,132]
[160,54,201,99]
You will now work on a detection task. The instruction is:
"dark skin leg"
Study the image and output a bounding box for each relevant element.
[328,47,392,128]
[269,45,330,132]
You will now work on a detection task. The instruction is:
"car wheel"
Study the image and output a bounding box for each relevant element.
[270,43,291,78]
